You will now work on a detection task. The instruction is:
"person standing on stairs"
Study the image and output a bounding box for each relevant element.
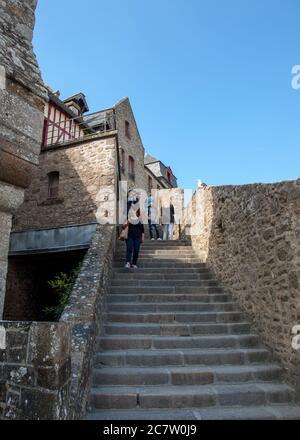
[125,190,145,269]
[147,194,161,241]
[162,199,175,241]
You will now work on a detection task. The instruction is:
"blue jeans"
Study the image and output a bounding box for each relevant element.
[126,237,141,265]
[148,220,160,239]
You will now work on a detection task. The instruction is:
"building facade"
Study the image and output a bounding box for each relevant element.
[145,154,178,190]
[4,88,180,320]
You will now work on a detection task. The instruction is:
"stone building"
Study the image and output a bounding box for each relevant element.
[145,153,178,191]
[12,91,178,233]
[4,88,179,320]
[0,0,48,318]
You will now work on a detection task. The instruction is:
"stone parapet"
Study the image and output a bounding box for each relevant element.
[61,224,116,419]
[183,179,300,393]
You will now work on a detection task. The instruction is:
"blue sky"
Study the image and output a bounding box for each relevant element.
[34,0,300,190]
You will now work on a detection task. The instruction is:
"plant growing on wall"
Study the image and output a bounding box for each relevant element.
[43,264,81,321]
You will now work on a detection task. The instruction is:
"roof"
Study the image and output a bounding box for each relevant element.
[49,93,92,131]
[63,93,89,114]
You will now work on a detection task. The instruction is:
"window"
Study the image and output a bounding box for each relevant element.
[48,171,60,198]
[148,176,153,193]
[128,156,135,181]
[120,148,125,174]
[125,120,130,138]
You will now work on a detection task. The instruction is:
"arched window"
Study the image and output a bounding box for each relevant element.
[128,156,135,181]
[48,171,59,198]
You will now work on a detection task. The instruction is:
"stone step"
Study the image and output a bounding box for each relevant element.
[97,334,260,351]
[114,267,210,274]
[115,251,197,258]
[110,280,219,287]
[85,404,300,420]
[107,294,230,304]
[116,246,195,252]
[112,273,215,280]
[104,311,245,324]
[110,287,225,295]
[89,382,295,410]
[104,322,251,336]
[115,257,204,263]
[92,364,282,387]
[114,262,206,268]
[95,348,270,368]
[107,302,238,313]
[116,241,189,248]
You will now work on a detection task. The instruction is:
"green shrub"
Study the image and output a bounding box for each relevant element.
[43,264,81,321]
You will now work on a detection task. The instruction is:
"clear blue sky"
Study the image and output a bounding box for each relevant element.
[34,0,300,190]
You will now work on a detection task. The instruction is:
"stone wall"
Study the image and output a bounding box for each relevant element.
[13,134,118,231]
[0,0,47,317]
[0,321,71,420]
[60,225,116,419]
[0,184,24,317]
[183,180,300,392]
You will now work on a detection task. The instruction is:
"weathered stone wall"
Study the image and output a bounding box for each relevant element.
[0,321,71,420]
[13,134,118,231]
[61,225,116,419]
[183,180,300,392]
[115,98,147,192]
[0,0,47,317]
[0,184,25,317]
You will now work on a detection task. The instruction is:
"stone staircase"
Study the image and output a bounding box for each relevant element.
[85,240,300,420]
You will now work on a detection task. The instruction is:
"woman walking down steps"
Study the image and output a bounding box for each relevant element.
[124,191,145,269]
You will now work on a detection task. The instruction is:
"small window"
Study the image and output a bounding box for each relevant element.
[48,171,59,198]
[128,156,135,181]
[125,120,130,138]
[120,148,125,173]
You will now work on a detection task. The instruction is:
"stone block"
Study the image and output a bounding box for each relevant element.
[28,322,71,368]
[171,370,214,386]
[20,388,61,420]
[36,359,71,390]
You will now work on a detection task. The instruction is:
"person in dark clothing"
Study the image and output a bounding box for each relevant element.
[125,221,145,269]
[162,201,175,241]
[147,195,161,241]
[125,191,145,269]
